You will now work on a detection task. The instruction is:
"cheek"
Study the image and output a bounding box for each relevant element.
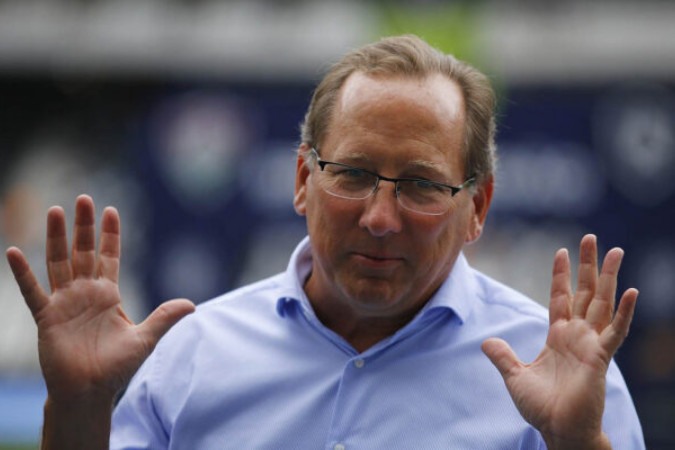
[415,209,471,259]
[306,192,357,240]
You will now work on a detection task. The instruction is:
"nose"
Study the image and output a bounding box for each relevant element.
[358,181,403,237]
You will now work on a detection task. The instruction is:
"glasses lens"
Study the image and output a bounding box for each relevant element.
[314,159,462,215]
[397,180,456,215]
[318,164,377,199]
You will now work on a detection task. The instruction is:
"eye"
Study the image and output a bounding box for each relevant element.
[413,179,446,192]
[339,168,367,178]
[328,165,368,179]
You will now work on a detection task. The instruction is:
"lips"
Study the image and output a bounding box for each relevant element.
[351,251,404,269]
[358,253,400,260]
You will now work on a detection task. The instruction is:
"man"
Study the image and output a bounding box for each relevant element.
[7,35,643,449]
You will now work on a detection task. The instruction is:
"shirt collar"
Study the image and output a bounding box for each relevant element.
[418,252,477,324]
[275,236,314,317]
[276,236,477,324]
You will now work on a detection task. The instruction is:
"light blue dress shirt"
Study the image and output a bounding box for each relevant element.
[111,237,644,449]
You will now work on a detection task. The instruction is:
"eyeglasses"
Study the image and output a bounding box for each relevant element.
[309,148,475,216]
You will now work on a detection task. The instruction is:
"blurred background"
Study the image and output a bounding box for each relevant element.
[0,0,673,448]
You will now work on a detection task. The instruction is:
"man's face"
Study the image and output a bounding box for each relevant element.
[294,72,492,324]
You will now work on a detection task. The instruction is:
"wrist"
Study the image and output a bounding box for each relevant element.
[543,431,612,450]
[42,395,115,450]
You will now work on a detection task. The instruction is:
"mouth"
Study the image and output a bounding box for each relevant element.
[352,251,404,269]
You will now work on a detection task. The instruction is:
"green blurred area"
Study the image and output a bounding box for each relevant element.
[0,445,38,450]
[374,2,507,116]
[375,2,484,68]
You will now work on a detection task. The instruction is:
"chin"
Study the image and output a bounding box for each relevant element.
[343,279,403,310]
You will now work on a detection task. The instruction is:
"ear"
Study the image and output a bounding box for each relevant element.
[465,175,494,244]
[293,144,312,216]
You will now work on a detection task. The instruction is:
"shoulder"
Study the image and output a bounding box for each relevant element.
[461,267,549,362]
[472,268,549,323]
[153,272,290,354]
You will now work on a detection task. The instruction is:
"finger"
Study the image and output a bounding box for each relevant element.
[6,247,50,317]
[600,288,638,355]
[586,248,623,331]
[549,248,572,325]
[572,234,598,318]
[46,206,73,291]
[72,195,97,279]
[136,299,196,354]
[482,338,523,381]
[97,206,121,283]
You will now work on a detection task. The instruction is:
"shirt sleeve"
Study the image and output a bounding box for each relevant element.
[110,352,169,450]
[603,359,646,449]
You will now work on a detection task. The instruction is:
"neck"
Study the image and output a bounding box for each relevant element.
[319,308,414,353]
[304,276,423,353]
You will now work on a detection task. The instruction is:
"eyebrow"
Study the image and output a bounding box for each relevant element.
[331,151,371,164]
[335,156,452,184]
[406,159,446,172]
[333,152,445,171]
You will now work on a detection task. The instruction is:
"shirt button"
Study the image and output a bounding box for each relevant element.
[334,444,346,450]
[354,359,365,368]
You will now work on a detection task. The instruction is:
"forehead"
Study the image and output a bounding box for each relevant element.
[338,72,464,119]
[322,72,466,171]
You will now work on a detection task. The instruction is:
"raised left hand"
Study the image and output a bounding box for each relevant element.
[482,234,638,450]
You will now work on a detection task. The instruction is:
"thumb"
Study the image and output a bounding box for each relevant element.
[482,337,522,380]
[137,299,196,353]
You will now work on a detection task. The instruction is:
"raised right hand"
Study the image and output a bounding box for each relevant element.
[6,195,195,404]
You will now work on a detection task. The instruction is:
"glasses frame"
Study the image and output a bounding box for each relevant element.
[309,148,476,215]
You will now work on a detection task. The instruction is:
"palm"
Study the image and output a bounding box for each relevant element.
[6,195,194,402]
[503,319,610,438]
[37,278,146,399]
[482,235,638,446]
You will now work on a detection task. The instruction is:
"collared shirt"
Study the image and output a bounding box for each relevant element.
[111,237,645,449]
